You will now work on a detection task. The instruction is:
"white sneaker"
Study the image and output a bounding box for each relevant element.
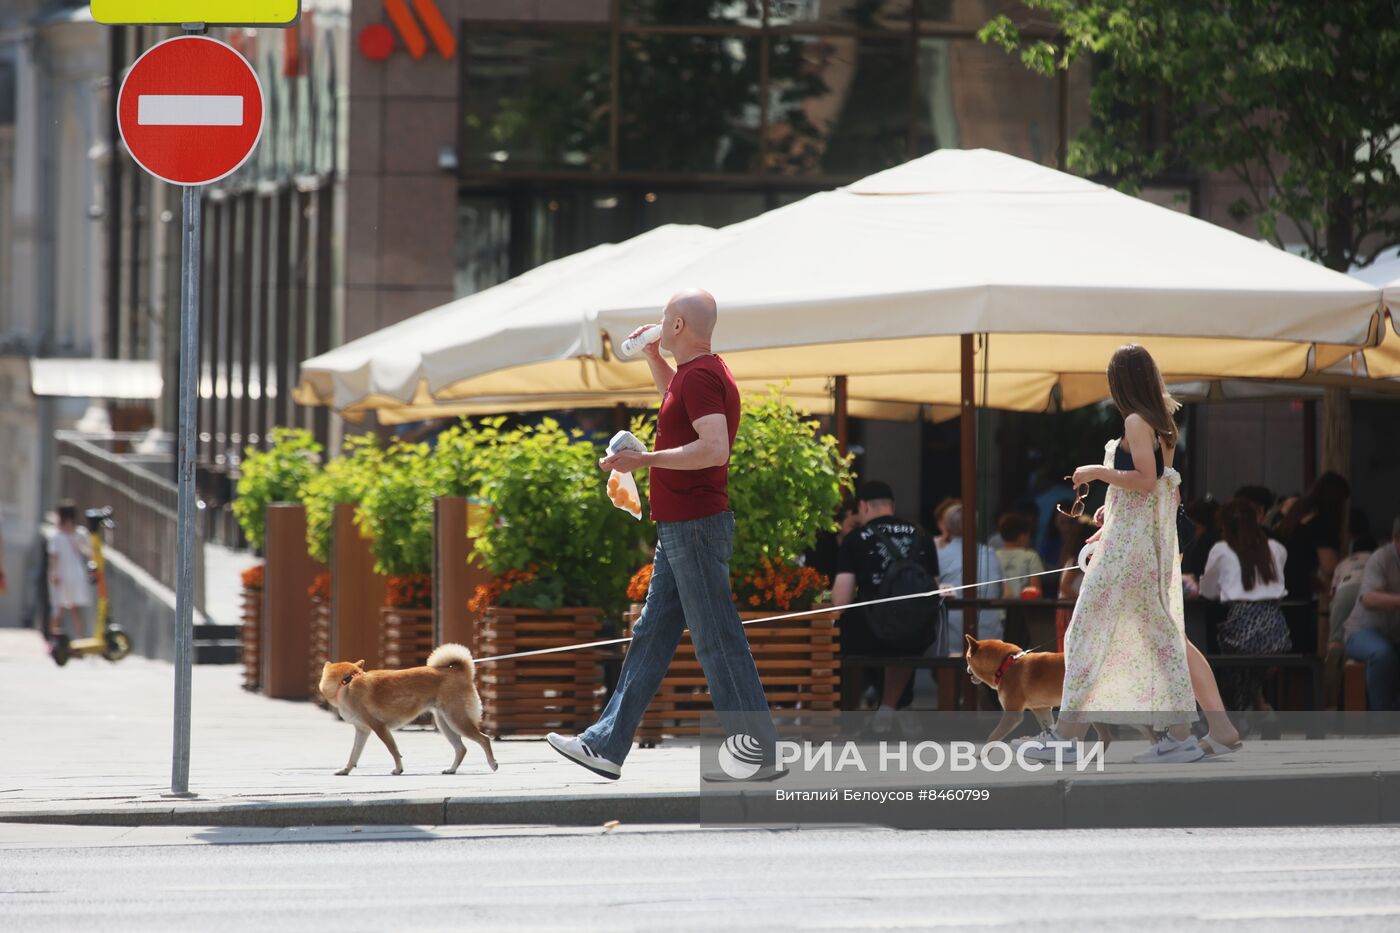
[1012,728,1079,763]
[872,705,896,734]
[546,732,622,780]
[1132,733,1206,764]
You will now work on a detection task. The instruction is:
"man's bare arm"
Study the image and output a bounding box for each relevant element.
[646,354,676,395]
[647,414,729,470]
[832,573,857,608]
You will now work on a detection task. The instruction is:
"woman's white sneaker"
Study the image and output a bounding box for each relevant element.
[1011,729,1079,763]
[547,733,622,780]
[1132,733,1206,764]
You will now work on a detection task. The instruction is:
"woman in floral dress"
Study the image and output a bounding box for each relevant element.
[1018,345,1203,764]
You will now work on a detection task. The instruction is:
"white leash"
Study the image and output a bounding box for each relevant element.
[474,567,1066,664]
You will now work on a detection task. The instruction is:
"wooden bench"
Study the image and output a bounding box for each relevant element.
[1203,653,1325,738]
[840,655,971,711]
[1343,659,1369,711]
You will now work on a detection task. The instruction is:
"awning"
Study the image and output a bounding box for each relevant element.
[30,358,163,400]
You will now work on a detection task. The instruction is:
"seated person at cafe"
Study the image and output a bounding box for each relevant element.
[833,481,941,728]
[1343,515,1400,711]
[995,512,1046,598]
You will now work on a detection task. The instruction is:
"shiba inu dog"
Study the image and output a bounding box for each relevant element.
[319,643,498,776]
[964,635,1150,747]
[965,634,1068,743]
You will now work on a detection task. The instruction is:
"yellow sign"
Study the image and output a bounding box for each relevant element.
[91,0,299,26]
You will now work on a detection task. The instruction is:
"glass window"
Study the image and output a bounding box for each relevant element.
[914,0,1039,30]
[462,32,611,172]
[525,190,637,268]
[622,0,763,27]
[915,37,1058,163]
[456,196,511,297]
[767,34,911,175]
[637,189,769,228]
[619,34,761,173]
[766,0,911,31]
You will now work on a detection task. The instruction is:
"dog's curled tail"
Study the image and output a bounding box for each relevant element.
[426,642,475,678]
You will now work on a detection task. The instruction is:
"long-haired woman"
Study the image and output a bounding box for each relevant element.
[1200,499,1291,713]
[1018,345,1203,763]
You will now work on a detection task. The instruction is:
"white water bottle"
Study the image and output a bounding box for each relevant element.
[619,324,663,360]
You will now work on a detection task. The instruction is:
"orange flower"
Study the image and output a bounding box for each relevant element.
[308,572,331,602]
[241,563,265,591]
[467,566,539,614]
[732,558,828,612]
[386,573,432,609]
[626,564,654,603]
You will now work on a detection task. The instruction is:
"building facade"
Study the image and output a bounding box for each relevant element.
[1,0,1393,626]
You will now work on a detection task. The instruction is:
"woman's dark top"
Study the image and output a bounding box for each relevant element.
[1114,440,1165,477]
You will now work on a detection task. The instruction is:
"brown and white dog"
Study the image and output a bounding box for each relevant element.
[964,634,1067,743]
[319,643,498,776]
[964,634,1150,747]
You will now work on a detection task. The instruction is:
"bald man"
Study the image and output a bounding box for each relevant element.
[548,289,779,780]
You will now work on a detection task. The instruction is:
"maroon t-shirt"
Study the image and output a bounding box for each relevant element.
[649,354,740,523]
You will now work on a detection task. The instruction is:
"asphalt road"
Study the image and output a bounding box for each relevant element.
[4,824,1400,931]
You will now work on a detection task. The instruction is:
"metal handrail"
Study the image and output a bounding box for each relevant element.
[54,430,205,613]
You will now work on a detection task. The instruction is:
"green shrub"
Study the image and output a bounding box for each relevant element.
[231,427,322,551]
[302,434,383,565]
[727,387,852,577]
[352,420,500,579]
[354,439,437,578]
[471,418,648,615]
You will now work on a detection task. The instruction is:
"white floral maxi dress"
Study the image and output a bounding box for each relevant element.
[1059,440,1198,728]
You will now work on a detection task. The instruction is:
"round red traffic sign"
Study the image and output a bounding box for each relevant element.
[117,36,264,186]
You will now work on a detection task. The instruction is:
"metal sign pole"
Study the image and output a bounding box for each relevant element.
[170,179,201,797]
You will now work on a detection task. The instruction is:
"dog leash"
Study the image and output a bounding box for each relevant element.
[474,567,1066,664]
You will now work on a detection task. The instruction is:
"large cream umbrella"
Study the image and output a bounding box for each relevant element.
[414,150,1381,410]
[298,150,1384,626]
[294,225,722,418]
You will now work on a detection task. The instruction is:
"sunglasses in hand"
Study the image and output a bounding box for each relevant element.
[1057,476,1091,518]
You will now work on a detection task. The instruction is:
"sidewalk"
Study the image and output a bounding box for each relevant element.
[3,630,1399,830]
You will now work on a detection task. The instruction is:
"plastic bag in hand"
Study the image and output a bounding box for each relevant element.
[607,470,643,520]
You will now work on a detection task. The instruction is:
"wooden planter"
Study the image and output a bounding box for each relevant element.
[240,586,263,692]
[626,606,841,744]
[309,595,331,708]
[478,606,604,737]
[381,606,434,669]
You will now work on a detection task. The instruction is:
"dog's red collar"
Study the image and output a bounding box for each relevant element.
[993,651,1027,686]
[335,671,359,703]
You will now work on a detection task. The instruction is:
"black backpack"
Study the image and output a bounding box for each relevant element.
[863,524,938,644]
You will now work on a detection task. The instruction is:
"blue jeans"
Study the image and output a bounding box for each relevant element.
[1345,628,1400,711]
[580,511,776,765]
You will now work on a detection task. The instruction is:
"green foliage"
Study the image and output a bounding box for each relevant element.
[980,0,1400,271]
[302,434,383,565]
[231,427,322,551]
[354,439,438,578]
[727,387,853,577]
[471,418,648,615]
[352,420,501,578]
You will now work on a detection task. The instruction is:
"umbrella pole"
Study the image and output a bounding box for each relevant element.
[834,375,848,456]
[960,333,977,710]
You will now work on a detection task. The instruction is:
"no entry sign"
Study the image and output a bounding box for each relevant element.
[117,36,264,186]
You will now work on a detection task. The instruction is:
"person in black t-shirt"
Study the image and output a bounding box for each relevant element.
[1276,472,1349,656]
[833,481,940,722]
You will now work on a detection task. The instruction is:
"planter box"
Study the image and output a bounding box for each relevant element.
[240,586,262,692]
[309,595,331,708]
[381,606,434,669]
[626,607,841,744]
[478,606,604,737]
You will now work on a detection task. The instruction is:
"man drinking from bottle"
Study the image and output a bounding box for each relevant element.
[547,288,778,780]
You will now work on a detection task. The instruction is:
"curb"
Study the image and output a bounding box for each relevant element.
[5,772,1400,829]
